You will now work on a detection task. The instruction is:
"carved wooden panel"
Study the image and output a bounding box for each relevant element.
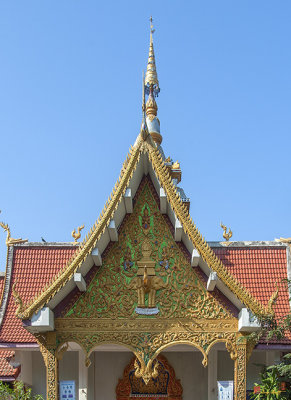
[116,354,182,400]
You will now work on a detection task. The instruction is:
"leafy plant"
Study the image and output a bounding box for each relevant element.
[0,381,44,400]
[275,353,291,382]
[250,368,287,400]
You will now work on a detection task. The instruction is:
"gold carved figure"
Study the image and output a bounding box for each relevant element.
[71,224,85,243]
[12,280,24,315]
[134,356,159,385]
[172,161,180,170]
[128,266,169,308]
[127,238,169,310]
[0,221,28,246]
[220,222,233,242]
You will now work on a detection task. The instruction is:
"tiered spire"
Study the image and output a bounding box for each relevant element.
[144,17,160,95]
[143,17,162,146]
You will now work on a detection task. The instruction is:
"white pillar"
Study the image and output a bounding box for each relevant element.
[79,350,88,400]
[208,349,217,400]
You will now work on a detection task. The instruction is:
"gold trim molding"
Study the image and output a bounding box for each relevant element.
[20,135,269,320]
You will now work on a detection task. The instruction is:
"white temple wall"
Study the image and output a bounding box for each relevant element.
[59,351,79,400]
[18,351,32,386]
[31,351,46,398]
[88,351,132,400]
[164,351,208,400]
[217,350,234,381]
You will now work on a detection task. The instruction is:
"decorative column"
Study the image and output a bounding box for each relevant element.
[234,338,247,400]
[46,349,59,400]
[37,332,59,400]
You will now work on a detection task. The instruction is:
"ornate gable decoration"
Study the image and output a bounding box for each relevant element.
[63,179,231,320]
[20,138,269,320]
[53,179,240,384]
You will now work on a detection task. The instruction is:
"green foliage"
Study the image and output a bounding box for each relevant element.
[0,381,44,400]
[251,355,291,400]
[274,353,291,381]
[250,368,288,400]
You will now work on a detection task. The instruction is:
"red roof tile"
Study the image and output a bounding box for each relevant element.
[214,246,290,343]
[0,246,76,343]
[0,244,290,345]
[0,350,20,380]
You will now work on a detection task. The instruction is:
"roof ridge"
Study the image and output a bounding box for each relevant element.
[146,143,269,317]
[20,142,142,319]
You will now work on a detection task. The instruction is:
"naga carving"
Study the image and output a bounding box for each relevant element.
[12,280,24,316]
[134,355,159,385]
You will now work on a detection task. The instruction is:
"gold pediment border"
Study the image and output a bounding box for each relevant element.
[20,136,270,319]
[55,318,238,333]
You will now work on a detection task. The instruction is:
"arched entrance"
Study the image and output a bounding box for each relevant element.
[116,354,183,400]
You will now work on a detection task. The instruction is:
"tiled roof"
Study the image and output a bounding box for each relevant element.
[0,246,76,343]
[0,350,20,380]
[0,243,289,345]
[214,246,290,343]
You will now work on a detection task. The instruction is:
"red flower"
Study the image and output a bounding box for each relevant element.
[280,382,286,391]
[253,386,260,394]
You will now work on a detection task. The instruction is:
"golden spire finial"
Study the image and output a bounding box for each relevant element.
[144,16,159,94]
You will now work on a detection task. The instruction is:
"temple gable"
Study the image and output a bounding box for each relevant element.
[61,178,233,321]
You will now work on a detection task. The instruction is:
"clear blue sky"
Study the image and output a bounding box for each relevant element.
[0,1,291,270]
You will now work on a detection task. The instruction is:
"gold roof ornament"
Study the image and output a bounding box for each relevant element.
[220,222,233,242]
[275,237,291,245]
[145,94,158,120]
[0,221,28,246]
[144,17,160,94]
[71,224,85,243]
[143,17,162,146]
[267,283,279,316]
[12,279,24,316]
[172,161,180,170]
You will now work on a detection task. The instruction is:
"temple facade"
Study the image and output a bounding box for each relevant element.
[0,20,290,400]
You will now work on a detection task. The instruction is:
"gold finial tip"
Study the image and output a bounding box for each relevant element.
[150,16,155,35]
[144,16,159,95]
